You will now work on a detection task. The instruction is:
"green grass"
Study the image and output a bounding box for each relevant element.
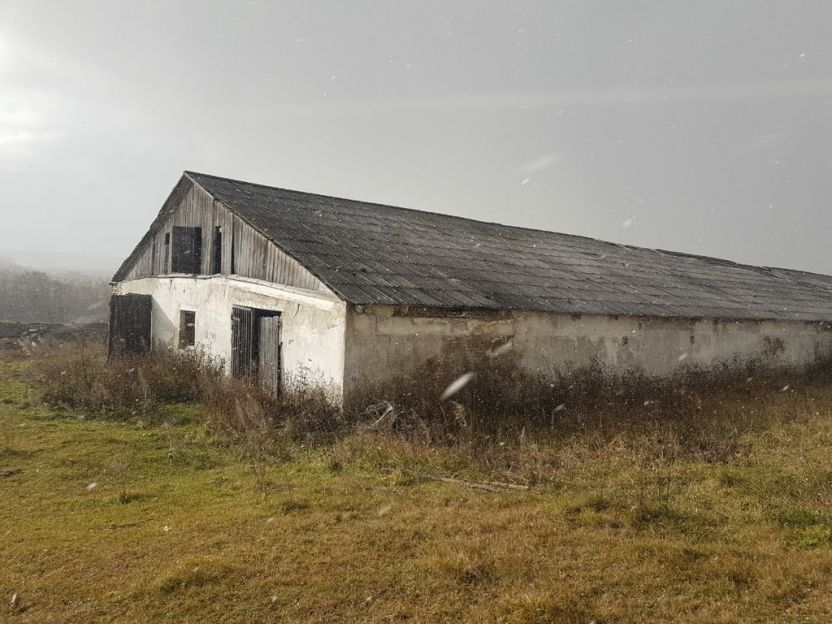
[3,354,832,622]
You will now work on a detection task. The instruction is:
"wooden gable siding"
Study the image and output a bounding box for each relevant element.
[119,179,326,292]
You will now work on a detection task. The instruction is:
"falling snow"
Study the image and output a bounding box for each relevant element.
[441,372,476,400]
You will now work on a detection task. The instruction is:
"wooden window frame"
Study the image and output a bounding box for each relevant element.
[179,310,196,349]
[211,225,222,275]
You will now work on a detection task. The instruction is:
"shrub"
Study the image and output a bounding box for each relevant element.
[26,338,832,473]
[28,340,221,420]
[347,353,832,466]
[28,340,343,445]
[198,372,342,448]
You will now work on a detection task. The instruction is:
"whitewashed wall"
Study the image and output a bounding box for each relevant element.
[344,305,832,401]
[113,276,347,401]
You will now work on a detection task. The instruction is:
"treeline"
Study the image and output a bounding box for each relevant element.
[0,267,110,324]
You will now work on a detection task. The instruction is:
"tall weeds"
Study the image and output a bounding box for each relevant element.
[25,340,832,474]
[349,354,832,466]
[29,340,220,419]
[27,341,342,441]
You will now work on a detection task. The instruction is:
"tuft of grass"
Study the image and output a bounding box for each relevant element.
[798,528,832,550]
[427,548,496,586]
[717,469,742,487]
[152,559,236,595]
[279,498,311,514]
[498,593,598,624]
[629,503,689,530]
[117,490,145,505]
[583,493,615,512]
[773,509,824,528]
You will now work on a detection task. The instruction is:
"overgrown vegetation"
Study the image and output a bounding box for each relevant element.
[28,341,341,439]
[29,341,218,418]
[349,354,832,486]
[4,343,832,622]
[27,340,832,474]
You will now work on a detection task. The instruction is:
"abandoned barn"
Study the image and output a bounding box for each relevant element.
[111,171,832,404]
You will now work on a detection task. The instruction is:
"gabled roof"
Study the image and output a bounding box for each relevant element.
[168,171,832,322]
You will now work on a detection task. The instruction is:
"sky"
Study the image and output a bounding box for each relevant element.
[1,1,831,274]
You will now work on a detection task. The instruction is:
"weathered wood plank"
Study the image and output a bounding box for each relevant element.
[118,177,326,292]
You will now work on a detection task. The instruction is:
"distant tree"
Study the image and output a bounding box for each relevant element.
[0,267,109,324]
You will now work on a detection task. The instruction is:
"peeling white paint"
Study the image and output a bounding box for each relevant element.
[114,275,346,401]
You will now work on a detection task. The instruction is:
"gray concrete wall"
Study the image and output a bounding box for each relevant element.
[344,305,832,401]
[113,276,347,401]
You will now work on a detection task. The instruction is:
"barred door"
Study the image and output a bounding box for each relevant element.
[108,294,152,357]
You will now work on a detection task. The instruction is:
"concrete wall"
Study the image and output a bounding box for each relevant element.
[106,278,832,407]
[113,276,347,401]
[344,305,832,400]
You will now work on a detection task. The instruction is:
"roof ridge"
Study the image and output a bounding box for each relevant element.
[178,170,832,320]
[184,170,827,280]
[184,170,636,251]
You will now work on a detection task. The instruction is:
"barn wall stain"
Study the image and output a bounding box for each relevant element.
[343,305,832,403]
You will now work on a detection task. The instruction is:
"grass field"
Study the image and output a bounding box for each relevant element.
[3,352,832,623]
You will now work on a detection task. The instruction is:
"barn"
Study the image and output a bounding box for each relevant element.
[111,171,832,404]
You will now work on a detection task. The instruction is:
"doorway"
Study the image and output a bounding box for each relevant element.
[230,306,282,393]
[109,293,152,357]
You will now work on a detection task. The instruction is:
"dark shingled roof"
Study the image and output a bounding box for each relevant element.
[185,171,832,322]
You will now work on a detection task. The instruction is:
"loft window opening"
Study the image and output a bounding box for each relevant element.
[171,226,202,274]
[211,226,222,274]
[151,237,158,274]
[230,224,236,274]
[179,310,196,348]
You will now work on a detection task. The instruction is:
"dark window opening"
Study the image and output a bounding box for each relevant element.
[211,226,222,274]
[179,310,196,348]
[171,226,202,274]
[230,225,236,274]
[151,237,158,274]
[163,232,170,273]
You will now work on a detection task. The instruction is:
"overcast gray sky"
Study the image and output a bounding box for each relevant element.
[1,1,831,273]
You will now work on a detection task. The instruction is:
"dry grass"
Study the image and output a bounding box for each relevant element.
[27,340,221,420]
[350,354,832,479]
[4,346,832,622]
[27,341,341,440]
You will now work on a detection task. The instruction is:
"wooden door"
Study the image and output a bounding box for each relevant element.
[231,306,255,378]
[108,294,152,357]
[257,314,282,394]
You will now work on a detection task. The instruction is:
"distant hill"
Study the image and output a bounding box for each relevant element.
[0,250,120,277]
[0,261,110,324]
